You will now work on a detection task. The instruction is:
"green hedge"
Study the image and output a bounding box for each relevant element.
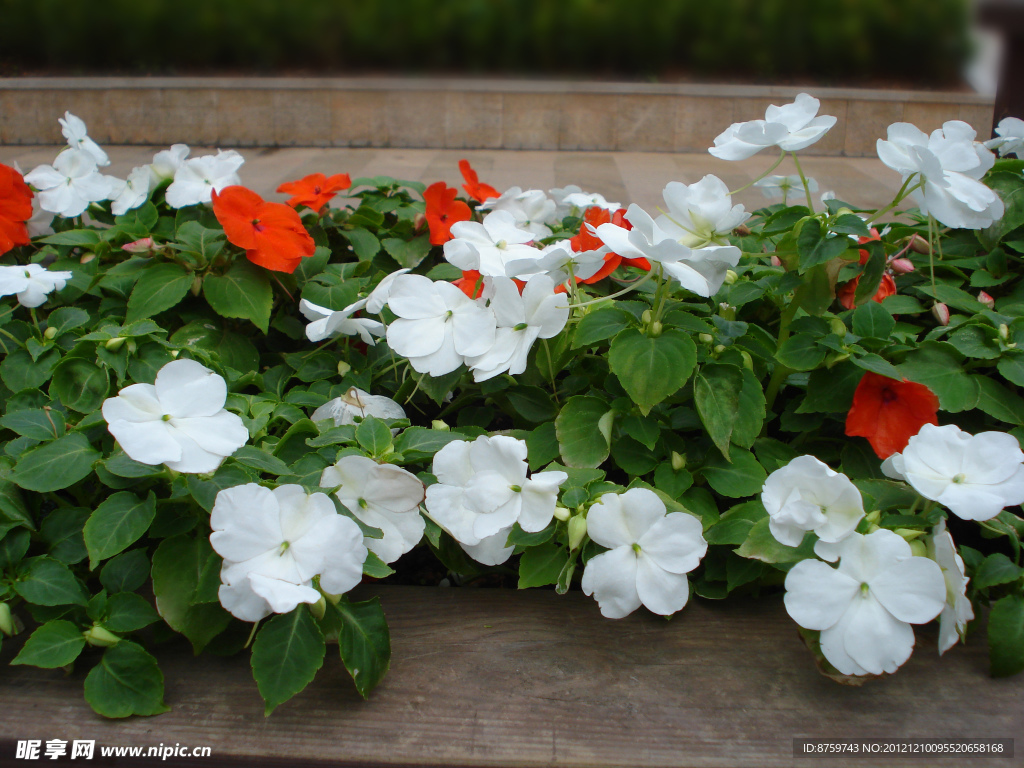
[0,0,970,86]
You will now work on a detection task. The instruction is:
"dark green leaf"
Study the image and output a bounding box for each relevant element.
[609,328,696,415]
[974,553,1024,590]
[50,358,109,413]
[988,595,1024,677]
[852,302,895,339]
[84,641,168,718]
[13,556,88,606]
[12,620,86,668]
[701,447,767,498]
[203,260,274,333]
[125,262,194,323]
[775,333,826,371]
[231,446,292,476]
[337,596,391,699]
[694,363,744,459]
[84,491,157,570]
[554,396,611,469]
[572,308,632,348]
[9,433,100,492]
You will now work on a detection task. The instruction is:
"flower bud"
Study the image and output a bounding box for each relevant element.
[733,224,752,237]
[122,237,155,254]
[641,309,653,325]
[104,336,126,351]
[431,419,450,431]
[671,451,686,471]
[648,321,663,338]
[698,333,714,345]
[865,510,881,525]
[126,339,137,355]
[309,596,327,620]
[553,505,570,522]
[568,515,588,551]
[83,626,121,647]
[80,252,96,264]
[908,234,931,254]
[836,207,854,217]
[43,326,58,340]
[739,350,754,371]
[825,351,850,368]
[0,603,14,637]
[718,303,735,321]
[895,527,925,542]
[169,348,181,358]
[770,255,783,268]
[724,270,738,285]
[888,258,915,275]
[829,318,847,337]
[1000,323,1012,342]
[322,591,342,606]
[413,212,427,233]
[190,275,203,296]
[336,360,351,377]
[908,540,928,558]
[713,344,727,356]
[977,291,995,310]
[930,302,950,326]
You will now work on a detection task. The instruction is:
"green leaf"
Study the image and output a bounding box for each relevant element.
[852,302,895,339]
[9,433,100,492]
[731,368,766,449]
[701,446,767,498]
[362,551,396,578]
[851,353,903,381]
[12,620,86,668]
[853,242,886,307]
[355,416,393,456]
[101,592,160,633]
[337,596,391,699]
[948,326,1000,360]
[974,553,1024,590]
[0,409,65,440]
[345,227,380,260]
[251,607,326,715]
[125,262,194,323]
[998,353,1024,388]
[84,641,169,718]
[775,333,826,371]
[572,308,632,348]
[621,413,660,452]
[981,172,1024,245]
[797,219,852,271]
[973,376,1024,426]
[898,342,979,413]
[382,235,431,269]
[14,556,88,606]
[84,491,157,570]
[103,452,165,479]
[694,363,743,460]
[392,427,466,462]
[39,229,101,246]
[100,549,150,594]
[609,328,696,415]
[736,518,815,564]
[45,307,90,336]
[151,534,230,652]
[50,357,109,413]
[203,260,274,333]
[505,521,556,548]
[831,214,871,237]
[506,386,558,422]
[231,446,291,476]
[554,396,611,469]
[0,348,60,392]
[518,541,570,588]
[988,595,1024,677]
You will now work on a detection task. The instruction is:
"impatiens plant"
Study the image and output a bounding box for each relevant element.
[2,98,1024,719]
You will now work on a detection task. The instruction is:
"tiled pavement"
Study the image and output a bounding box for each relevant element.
[0,146,907,214]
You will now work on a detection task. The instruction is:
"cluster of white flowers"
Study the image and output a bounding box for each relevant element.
[23,112,245,219]
[425,435,567,565]
[762,421,1024,676]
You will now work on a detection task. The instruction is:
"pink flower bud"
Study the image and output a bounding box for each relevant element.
[977,291,995,309]
[122,237,155,253]
[770,255,782,267]
[931,302,950,326]
[889,258,915,274]
[908,234,931,254]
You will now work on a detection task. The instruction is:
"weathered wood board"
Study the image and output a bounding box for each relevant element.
[0,585,1020,767]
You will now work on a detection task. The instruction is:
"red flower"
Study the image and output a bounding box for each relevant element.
[424,181,471,245]
[566,208,650,289]
[837,228,895,310]
[453,270,484,299]
[845,372,939,459]
[458,159,499,203]
[213,186,316,273]
[0,163,33,256]
[277,173,351,213]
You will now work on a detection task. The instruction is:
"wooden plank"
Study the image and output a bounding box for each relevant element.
[0,585,1020,767]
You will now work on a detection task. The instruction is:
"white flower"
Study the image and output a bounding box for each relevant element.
[107,166,152,216]
[657,175,750,248]
[385,274,496,376]
[465,275,569,382]
[425,436,567,547]
[761,456,864,549]
[149,143,190,184]
[479,187,558,239]
[594,204,741,297]
[753,174,819,201]
[784,529,945,676]
[210,484,366,622]
[101,358,249,474]
[311,387,406,427]
[985,117,1024,158]
[876,121,1003,229]
[561,190,620,214]
[165,150,245,208]
[459,527,516,566]
[24,149,113,218]
[709,93,837,160]
[58,112,109,167]
[443,210,538,277]
[549,184,584,219]
[365,268,411,314]
[299,298,384,344]
[0,263,73,308]
[881,423,1024,522]
[504,242,605,283]
[927,521,974,655]
[321,455,425,564]
[581,488,707,618]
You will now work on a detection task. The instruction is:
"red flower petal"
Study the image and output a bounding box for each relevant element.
[845,372,939,459]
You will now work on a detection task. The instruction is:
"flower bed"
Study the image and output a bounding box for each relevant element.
[0,98,1023,719]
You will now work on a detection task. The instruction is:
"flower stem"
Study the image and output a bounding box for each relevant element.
[729,149,787,196]
[866,176,922,225]
[790,153,814,215]
[567,268,657,310]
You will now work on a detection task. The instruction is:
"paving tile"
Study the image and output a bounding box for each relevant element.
[331,91,389,148]
[614,96,674,152]
[273,91,332,147]
[558,95,616,151]
[502,93,561,150]
[445,92,503,149]
[385,92,446,148]
[217,89,274,147]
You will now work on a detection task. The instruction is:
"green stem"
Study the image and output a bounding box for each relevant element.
[927,215,938,298]
[542,338,560,404]
[866,177,923,225]
[568,268,657,310]
[790,153,815,215]
[763,293,802,413]
[729,149,787,195]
